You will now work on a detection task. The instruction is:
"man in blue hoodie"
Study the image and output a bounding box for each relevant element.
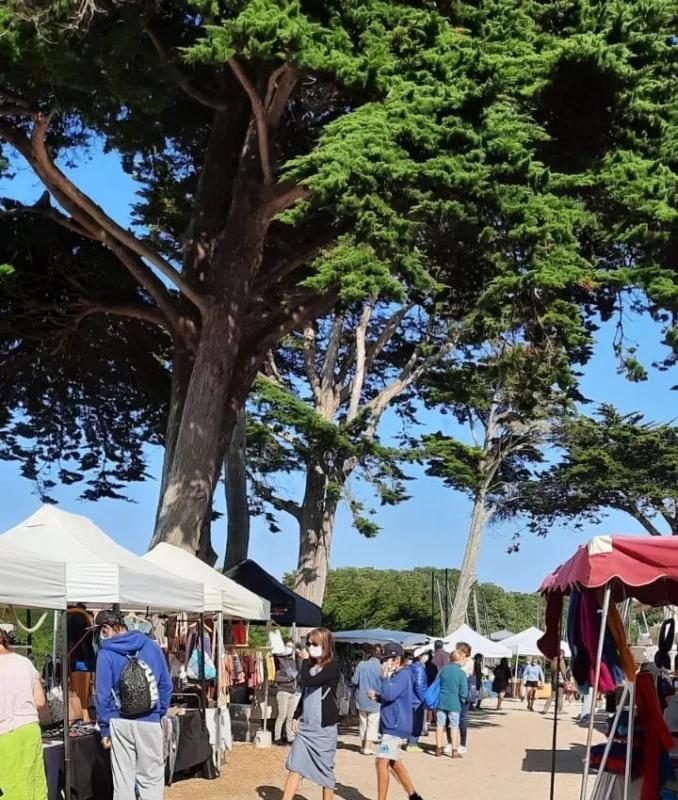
[368,642,424,800]
[94,609,172,800]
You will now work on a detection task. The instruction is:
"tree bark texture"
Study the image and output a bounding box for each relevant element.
[293,460,339,609]
[224,407,250,569]
[447,484,491,633]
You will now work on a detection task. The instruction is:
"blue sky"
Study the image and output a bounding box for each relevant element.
[1,149,675,594]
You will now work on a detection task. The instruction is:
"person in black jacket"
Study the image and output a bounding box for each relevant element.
[274,638,301,745]
[282,627,340,800]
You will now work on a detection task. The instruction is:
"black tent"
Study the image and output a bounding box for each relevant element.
[224,559,322,628]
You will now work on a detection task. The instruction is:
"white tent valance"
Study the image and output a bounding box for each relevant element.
[442,624,512,659]
[0,506,204,612]
[501,626,571,658]
[333,629,431,648]
[0,540,67,609]
[143,543,270,621]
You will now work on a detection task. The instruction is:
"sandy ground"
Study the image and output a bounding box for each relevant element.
[167,699,602,800]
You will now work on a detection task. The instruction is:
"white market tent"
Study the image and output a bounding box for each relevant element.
[490,628,514,641]
[442,623,512,659]
[143,542,270,621]
[501,626,571,658]
[0,540,68,609]
[0,505,204,612]
[333,629,431,648]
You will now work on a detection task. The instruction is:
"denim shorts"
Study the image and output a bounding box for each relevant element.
[436,710,460,728]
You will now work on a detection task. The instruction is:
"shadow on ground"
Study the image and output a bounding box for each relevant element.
[256,784,370,800]
[256,787,308,800]
[522,743,587,774]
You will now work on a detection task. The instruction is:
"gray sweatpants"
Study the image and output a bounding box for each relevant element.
[110,718,165,800]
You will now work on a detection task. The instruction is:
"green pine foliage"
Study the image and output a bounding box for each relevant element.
[507,405,678,539]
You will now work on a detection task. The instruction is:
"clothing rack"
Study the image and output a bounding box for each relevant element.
[223,643,272,736]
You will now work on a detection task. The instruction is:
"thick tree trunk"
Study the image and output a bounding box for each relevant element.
[224,407,250,569]
[447,484,492,634]
[293,462,338,609]
[151,337,194,548]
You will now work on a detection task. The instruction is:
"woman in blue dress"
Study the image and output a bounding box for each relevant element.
[282,627,340,800]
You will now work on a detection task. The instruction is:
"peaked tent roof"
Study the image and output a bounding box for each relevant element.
[490,629,514,641]
[224,559,321,627]
[143,543,270,620]
[540,534,678,605]
[333,629,431,648]
[442,624,511,659]
[0,540,67,609]
[501,626,571,658]
[0,506,204,611]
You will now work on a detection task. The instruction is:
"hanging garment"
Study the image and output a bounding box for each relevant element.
[538,592,563,660]
[580,592,615,694]
[606,601,637,682]
[655,620,675,670]
[568,592,590,691]
[636,670,675,800]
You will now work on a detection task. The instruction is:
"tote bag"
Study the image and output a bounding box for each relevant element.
[424,675,441,710]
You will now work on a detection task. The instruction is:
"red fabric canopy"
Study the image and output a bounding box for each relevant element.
[540,534,678,605]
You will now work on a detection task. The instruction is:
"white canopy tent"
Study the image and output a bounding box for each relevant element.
[501,626,571,658]
[0,540,67,609]
[442,624,512,659]
[143,543,270,620]
[0,505,204,612]
[333,629,431,648]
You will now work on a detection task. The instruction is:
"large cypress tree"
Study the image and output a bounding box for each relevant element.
[1,0,676,559]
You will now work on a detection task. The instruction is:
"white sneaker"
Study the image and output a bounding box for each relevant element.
[361,747,375,756]
[458,746,467,755]
[443,744,453,756]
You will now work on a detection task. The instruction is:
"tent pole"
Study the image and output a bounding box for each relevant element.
[623,678,636,800]
[579,585,611,800]
[199,613,207,727]
[62,609,71,800]
[52,610,59,682]
[589,681,630,799]
[549,608,564,800]
[216,610,224,774]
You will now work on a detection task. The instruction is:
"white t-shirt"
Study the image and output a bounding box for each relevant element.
[0,652,40,735]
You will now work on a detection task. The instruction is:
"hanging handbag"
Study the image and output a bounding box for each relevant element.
[187,649,217,681]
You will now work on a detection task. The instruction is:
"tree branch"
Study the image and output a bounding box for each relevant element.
[255,230,335,293]
[303,323,323,405]
[144,22,229,111]
[0,116,207,315]
[75,302,167,327]
[623,503,664,537]
[264,64,298,127]
[347,302,374,422]
[320,313,344,394]
[364,302,415,373]
[251,476,302,521]
[228,57,273,185]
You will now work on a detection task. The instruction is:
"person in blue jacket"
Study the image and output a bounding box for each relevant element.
[407,650,427,752]
[368,642,424,800]
[94,609,172,800]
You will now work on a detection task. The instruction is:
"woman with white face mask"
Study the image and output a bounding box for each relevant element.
[282,627,340,800]
[274,639,301,745]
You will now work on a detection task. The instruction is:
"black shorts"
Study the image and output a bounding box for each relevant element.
[525,681,539,688]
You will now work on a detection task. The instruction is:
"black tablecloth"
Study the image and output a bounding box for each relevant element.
[43,734,113,800]
[173,711,215,778]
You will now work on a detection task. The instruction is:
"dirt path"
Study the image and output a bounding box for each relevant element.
[167,701,599,800]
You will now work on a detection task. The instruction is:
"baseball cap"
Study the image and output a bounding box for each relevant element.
[381,642,405,660]
[91,609,126,629]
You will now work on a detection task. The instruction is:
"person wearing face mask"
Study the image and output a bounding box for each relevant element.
[368,643,424,800]
[94,609,172,800]
[274,638,301,745]
[282,627,340,800]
